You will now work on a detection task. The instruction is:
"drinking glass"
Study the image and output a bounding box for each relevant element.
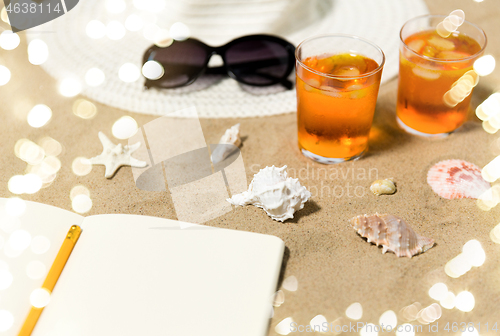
[296,34,385,164]
[397,15,487,137]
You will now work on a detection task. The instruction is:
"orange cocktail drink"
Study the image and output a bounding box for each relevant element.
[397,15,486,137]
[296,35,384,164]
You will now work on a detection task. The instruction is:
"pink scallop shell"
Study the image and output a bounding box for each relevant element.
[427,159,490,200]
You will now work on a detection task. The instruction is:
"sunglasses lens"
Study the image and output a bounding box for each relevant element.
[225,40,291,86]
[147,40,208,87]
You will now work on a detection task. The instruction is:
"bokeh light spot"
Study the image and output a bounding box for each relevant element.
[70,185,90,201]
[449,9,465,25]
[154,29,172,48]
[142,60,164,80]
[309,315,327,331]
[490,222,500,244]
[428,282,448,301]
[30,288,51,308]
[0,310,14,332]
[346,302,363,320]
[5,197,27,217]
[436,10,464,38]
[0,7,9,24]
[85,68,105,87]
[445,253,471,278]
[72,99,97,119]
[86,20,106,39]
[272,290,285,307]
[105,0,126,13]
[125,14,143,31]
[440,291,455,309]
[462,239,486,267]
[106,21,126,40]
[8,229,31,251]
[275,317,294,335]
[0,269,13,290]
[119,63,140,83]
[38,137,62,157]
[455,291,475,312]
[26,260,46,279]
[59,78,82,97]
[474,55,496,76]
[395,324,416,336]
[400,302,421,322]
[28,39,49,65]
[3,243,22,258]
[482,120,498,134]
[170,22,190,41]
[379,310,397,330]
[462,328,479,336]
[0,30,20,50]
[482,155,500,183]
[142,23,159,41]
[8,175,25,194]
[27,104,52,128]
[72,194,92,213]
[0,65,11,86]
[23,174,43,194]
[112,116,138,140]
[416,303,441,324]
[72,157,93,176]
[31,236,51,254]
[360,323,378,336]
[15,139,45,165]
[282,275,298,291]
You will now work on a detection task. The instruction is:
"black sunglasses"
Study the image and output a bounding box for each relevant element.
[142,34,296,90]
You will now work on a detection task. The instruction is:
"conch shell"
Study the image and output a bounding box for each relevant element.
[351,213,435,258]
[211,124,241,164]
[227,165,311,222]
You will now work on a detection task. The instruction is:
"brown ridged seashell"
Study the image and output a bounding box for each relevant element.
[351,213,435,258]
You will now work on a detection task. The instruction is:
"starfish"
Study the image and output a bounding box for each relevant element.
[89,132,147,178]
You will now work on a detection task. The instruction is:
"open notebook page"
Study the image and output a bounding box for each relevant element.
[33,214,284,336]
[0,198,84,336]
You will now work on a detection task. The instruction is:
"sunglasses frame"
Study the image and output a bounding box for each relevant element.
[142,34,296,90]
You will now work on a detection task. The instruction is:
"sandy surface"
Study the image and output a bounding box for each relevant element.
[1,0,500,335]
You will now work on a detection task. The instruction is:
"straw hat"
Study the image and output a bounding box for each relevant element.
[27,0,428,118]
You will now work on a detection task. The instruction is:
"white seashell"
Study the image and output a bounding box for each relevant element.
[351,213,435,258]
[211,123,241,164]
[370,178,396,195]
[227,165,311,222]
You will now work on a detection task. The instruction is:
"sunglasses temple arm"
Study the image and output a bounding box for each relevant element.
[281,78,294,90]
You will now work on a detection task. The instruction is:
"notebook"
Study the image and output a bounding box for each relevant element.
[0,198,285,336]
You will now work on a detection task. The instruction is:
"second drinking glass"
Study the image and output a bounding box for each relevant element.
[397,15,486,137]
[296,34,385,164]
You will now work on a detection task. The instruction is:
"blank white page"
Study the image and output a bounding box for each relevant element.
[33,214,284,336]
[0,198,83,336]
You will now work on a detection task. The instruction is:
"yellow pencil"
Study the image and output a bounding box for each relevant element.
[17,225,82,336]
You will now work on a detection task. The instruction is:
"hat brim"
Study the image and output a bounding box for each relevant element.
[27,0,428,118]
